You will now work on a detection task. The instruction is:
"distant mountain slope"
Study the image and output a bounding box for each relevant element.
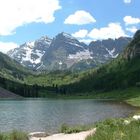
[63,30,140,93]
[7,32,131,71]
[0,52,31,81]
[89,37,131,63]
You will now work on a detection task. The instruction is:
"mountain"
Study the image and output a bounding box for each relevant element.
[8,32,131,71]
[89,37,131,63]
[41,32,88,70]
[70,37,131,71]
[63,30,140,93]
[8,36,52,70]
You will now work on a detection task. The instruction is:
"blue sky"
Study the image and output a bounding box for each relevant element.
[0,0,140,53]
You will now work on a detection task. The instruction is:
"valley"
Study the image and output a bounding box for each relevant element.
[0,30,140,101]
[0,0,140,139]
[0,28,140,140]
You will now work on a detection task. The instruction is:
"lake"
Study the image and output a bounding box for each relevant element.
[0,99,137,133]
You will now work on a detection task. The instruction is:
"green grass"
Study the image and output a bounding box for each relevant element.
[60,123,94,134]
[0,130,28,140]
[126,96,140,107]
[86,119,140,140]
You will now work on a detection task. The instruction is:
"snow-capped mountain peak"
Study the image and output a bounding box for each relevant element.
[8,36,52,69]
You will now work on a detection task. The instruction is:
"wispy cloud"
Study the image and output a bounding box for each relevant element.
[0,0,61,36]
[64,10,96,25]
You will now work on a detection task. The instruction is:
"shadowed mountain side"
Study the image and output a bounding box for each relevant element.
[0,87,22,98]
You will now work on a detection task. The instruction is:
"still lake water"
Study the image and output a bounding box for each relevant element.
[0,99,137,133]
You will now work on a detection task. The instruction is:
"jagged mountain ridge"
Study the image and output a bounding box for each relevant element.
[8,32,131,71]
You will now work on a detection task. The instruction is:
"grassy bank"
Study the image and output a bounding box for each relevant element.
[86,118,140,140]
[60,123,94,134]
[60,117,140,140]
[0,130,28,140]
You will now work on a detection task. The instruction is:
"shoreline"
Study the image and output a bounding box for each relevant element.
[29,129,96,140]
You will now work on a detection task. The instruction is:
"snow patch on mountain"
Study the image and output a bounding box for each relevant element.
[26,41,35,48]
[62,32,76,40]
[59,61,63,65]
[68,50,93,61]
[21,47,45,65]
[106,48,118,58]
[68,42,84,48]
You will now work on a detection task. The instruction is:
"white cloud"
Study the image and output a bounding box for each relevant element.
[124,16,140,25]
[124,0,131,4]
[79,39,93,44]
[126,26,138,33]
[72,29,88,38]
[64,10,96,25]
[0,0,61,35]
[88,23,127,40]
[0,42,18,53]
